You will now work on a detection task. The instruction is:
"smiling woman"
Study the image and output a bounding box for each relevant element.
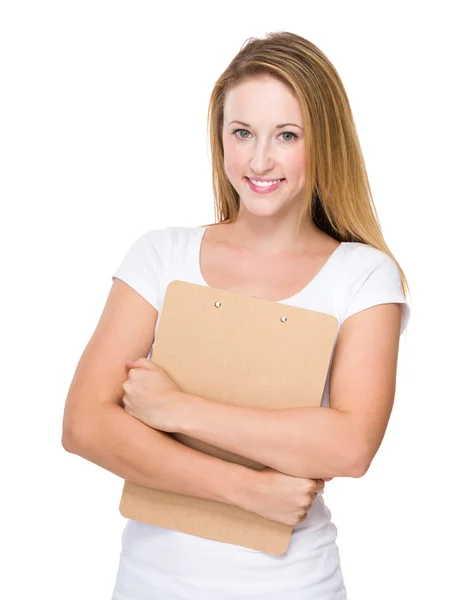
[221,76,309,218]
[62,30,411,600]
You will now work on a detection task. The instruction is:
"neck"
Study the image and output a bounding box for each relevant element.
[225,214,321,255]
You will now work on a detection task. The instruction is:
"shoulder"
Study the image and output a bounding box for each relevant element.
[166,224,202,247]
[135,226,171,245]
[338,242,410,333]
[127,225,199,253]
[113,227,175,277]
[341,241,394,266]
[340,242,400,284]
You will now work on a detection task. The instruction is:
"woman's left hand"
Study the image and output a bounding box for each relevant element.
[122,357,185,432]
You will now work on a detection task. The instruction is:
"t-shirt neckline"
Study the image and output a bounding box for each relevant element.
[193,225,344,304]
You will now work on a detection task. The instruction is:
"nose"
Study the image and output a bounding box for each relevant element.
[250,139,275,174]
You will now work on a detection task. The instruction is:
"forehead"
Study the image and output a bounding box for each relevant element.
[224,76,302,124]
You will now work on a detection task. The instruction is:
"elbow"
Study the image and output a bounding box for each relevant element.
[62,425,81,454]
[347,449,372,478]
[62,404,116,454]
[61,411,91,454]
[62,404,83,453]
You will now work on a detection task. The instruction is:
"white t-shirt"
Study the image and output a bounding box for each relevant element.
[110,225,411,600]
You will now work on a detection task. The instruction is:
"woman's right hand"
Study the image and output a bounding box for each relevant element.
[240,466,332,526]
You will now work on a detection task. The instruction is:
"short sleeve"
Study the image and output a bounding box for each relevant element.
[111,228,169,311]
[342,246,411,335]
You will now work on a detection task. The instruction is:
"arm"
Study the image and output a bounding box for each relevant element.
[62,279,254,509]
[64,403,253,507]
[178,302,403,480]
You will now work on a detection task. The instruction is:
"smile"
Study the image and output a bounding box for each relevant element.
[245,177,285,194]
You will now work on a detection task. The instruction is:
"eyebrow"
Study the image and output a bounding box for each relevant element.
[229,120,303,131]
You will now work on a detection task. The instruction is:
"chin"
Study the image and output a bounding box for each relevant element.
[240,200,285,216]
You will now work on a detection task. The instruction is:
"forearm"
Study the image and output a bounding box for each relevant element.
[179,395,363,479]
[63,403,255,507]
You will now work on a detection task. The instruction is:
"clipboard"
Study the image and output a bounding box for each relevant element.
[119,280,338,555]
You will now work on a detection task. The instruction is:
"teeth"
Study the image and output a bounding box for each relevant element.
[249,178,282,187]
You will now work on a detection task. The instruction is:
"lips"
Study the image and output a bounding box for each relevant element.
[246,177,285,184]
[245,177,285,194]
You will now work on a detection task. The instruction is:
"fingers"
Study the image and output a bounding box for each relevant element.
[312,479,325,495]
[126,358,162,371]
[126,357,150,368]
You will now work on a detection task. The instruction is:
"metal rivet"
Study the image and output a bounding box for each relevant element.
[280,316,287,323]
[214,301,221,308]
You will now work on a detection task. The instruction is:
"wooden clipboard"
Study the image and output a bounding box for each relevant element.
[119,280,338,555]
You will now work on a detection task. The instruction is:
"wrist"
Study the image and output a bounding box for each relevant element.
[174,392,198,434]
[223,462,259,511]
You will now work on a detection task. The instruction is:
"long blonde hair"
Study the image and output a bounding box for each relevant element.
[203,31,410,300]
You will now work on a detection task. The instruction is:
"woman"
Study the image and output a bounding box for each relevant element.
[62,32,411,599]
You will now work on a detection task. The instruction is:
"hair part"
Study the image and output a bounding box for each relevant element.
[202,31,410,301]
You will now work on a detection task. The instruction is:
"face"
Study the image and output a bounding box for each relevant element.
[222,75,306,218]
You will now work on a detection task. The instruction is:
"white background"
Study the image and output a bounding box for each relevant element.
[1,1,457,598]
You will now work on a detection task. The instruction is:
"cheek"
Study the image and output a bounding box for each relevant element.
[224,154,241,179]
[285,149,306,180]
[223,143,245,180]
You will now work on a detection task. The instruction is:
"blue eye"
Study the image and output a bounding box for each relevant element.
[280,131,297,142]
[232,129,251,139]
[231,129,298,142]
